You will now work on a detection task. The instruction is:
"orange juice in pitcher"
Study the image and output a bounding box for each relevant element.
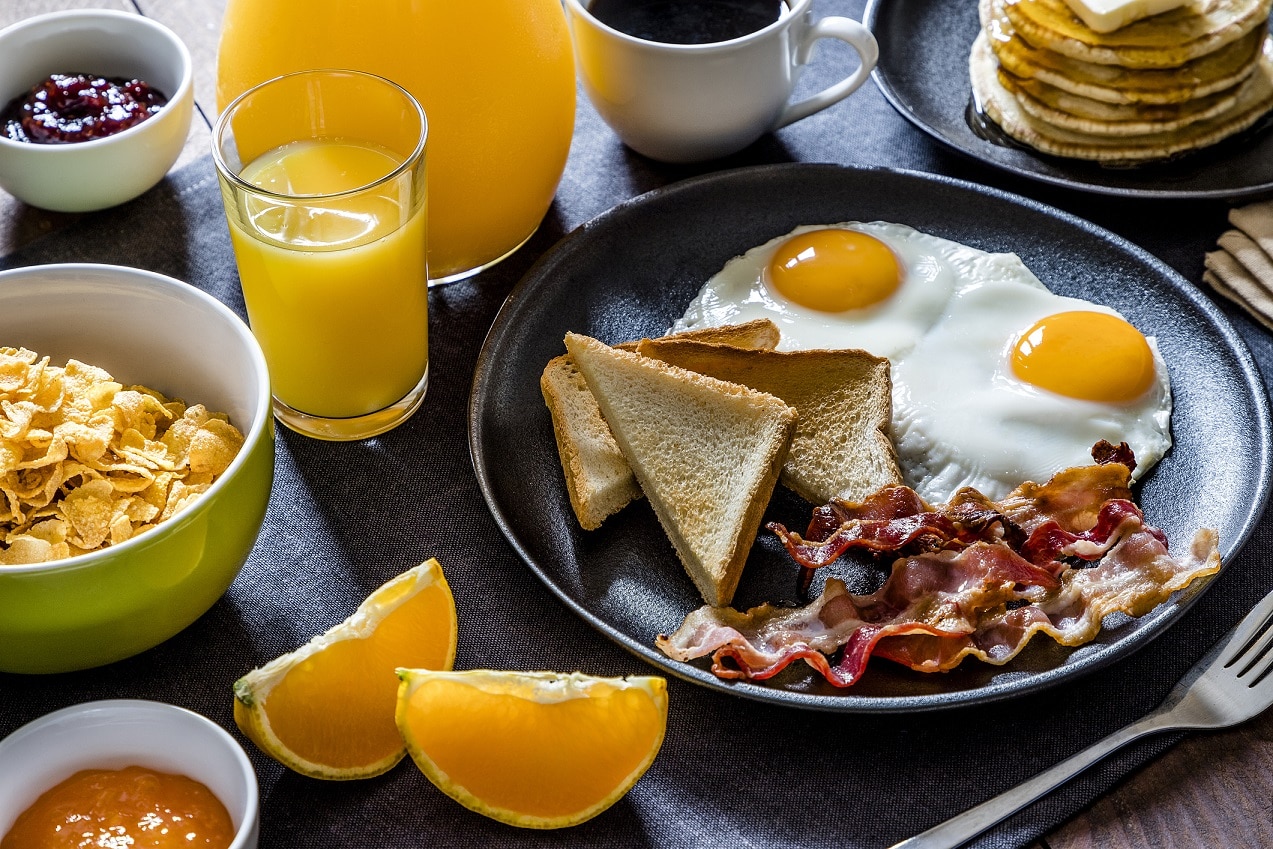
[215,0,576,282]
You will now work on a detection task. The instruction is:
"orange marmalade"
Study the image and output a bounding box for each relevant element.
[1,765,235,849]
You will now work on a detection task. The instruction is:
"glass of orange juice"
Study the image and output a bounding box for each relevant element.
[212,69,429,441]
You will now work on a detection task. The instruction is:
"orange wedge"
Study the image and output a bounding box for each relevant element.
[395,670,668,828]
[233,558,457,779]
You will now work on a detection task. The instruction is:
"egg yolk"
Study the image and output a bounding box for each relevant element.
[767,229,902,312]
[1011,311,1156,403]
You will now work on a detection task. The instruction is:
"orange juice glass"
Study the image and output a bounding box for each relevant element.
[212,70,429,441]
[215,0,575,283]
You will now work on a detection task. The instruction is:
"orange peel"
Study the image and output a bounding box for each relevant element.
[395,669,668,828]
[232,558,457,779]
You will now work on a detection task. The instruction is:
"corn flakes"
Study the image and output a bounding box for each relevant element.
[0,347,245,565]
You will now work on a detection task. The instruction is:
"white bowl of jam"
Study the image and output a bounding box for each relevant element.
[0,700,259,849]
[0,10,194,212]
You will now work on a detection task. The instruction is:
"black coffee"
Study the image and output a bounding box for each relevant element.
[587,0,787,45]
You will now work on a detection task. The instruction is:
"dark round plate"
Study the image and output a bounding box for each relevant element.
[864,0,1273,200]
[469,163,1272,712]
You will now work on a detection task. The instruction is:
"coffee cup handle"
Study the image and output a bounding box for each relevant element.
[774,17,880,130]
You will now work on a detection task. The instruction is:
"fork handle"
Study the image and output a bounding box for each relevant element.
[889,711,1172,849]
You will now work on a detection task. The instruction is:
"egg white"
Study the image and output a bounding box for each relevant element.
[671,222,978,358]
[891,268,1172,503]
[674,223,1174,505]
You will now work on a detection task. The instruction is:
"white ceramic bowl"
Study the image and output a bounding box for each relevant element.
[0,10,194,212]
[0,700,259,847]
[0,264,274,674]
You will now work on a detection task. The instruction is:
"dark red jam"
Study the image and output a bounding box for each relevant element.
[2,73,168,144]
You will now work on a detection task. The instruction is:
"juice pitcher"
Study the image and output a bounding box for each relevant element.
[216,0,576,283]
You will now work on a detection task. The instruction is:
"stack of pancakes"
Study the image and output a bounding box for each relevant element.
[970,0,1273,162]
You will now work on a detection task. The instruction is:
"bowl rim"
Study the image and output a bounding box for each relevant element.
[0,262,272,577]
[0,699,259,848]
[0,9,194,152]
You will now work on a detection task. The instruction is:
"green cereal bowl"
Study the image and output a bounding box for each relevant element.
[0,264,273,673]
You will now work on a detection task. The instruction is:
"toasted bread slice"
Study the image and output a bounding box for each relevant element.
[564,332,796,607]
[540,354,644,530]
[651,320,780,350]
[541,319,780,530]
[637,339,901,505]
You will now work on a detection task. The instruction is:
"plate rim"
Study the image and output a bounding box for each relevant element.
[862,0,1273,201]
[469,161,1273,713]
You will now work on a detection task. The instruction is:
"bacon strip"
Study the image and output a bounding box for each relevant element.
[770,462,1137,574]
[768,486,1027,593]
[658,527,1218,686]
[658,541,1063,686]
[1018,498,1161,565]
[997,460,1134,536]
[656,456,1222,688]
[873,527,1219,673]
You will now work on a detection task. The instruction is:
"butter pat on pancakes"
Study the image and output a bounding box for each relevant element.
[1061,0,1192,33]
[673,222,1172,503]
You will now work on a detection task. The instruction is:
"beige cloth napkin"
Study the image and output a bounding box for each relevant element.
[1204,200,1273,331]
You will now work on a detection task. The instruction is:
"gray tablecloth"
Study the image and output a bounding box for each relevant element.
[2,2,1271,846]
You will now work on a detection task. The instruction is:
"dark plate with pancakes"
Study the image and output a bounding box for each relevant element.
[469,163,1272,712]
[865,0,1273,198]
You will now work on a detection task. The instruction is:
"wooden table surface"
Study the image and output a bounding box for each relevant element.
[2,1,1270,846]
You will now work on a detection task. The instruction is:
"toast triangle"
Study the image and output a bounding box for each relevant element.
[541,319,781,529]
[563,332,795,607]
[636,338,901,505]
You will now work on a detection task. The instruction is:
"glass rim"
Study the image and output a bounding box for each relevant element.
[210,68,428,202]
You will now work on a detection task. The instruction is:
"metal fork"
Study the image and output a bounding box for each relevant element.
[890,586,1273,849]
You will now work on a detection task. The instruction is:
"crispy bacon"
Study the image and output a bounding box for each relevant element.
[769,486,1026,594]
[658,527,1219,686]
[997,459,1134,536]
[770,447,1140,582]
[1018,498,1166,565]
[875,526,1218,672]
[1091,439,1136,473]
[658,541,1063,685]
[656,452,1222,688]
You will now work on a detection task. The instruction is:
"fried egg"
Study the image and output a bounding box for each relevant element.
[673,222,1172,504]
[672,222,980,357]
[891,264,1171,502]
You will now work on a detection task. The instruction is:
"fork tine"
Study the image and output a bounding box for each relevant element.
[1219,587,1273,668]
[1239,632,1273,686]
[1232,618,1273,678]
[1246,657,1273,688]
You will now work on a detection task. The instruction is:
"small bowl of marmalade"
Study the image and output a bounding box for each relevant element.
[0,9,194,212]
[0,700,258,849]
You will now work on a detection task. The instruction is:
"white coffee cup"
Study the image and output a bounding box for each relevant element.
[564,0,879,163]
